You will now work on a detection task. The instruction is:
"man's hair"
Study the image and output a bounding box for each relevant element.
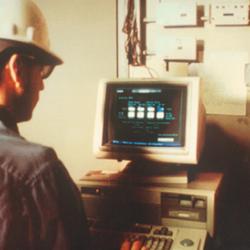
[0,39,59,81]
[0,47,32,81]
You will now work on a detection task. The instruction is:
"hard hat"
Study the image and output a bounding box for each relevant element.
[0,0,63,65]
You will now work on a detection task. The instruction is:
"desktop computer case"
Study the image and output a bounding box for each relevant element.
[77,172,222,238]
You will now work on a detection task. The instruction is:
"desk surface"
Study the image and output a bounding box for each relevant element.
[78,171,223,192]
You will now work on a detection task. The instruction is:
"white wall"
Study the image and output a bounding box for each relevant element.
[19,0,250,181]
[117,0,250,152]
[118,0,250,116]
[19,0,119,180]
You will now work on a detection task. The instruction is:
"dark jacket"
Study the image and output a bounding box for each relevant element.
[0,109,91,250]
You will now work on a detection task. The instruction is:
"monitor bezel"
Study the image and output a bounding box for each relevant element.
[93,77,205,165]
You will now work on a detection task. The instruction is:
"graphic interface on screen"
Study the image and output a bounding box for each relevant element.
[104,83,187,148]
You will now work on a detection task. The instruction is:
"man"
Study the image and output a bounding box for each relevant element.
[0,0,91,249]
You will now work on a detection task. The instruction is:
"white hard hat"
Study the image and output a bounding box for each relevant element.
[0,0,62,65]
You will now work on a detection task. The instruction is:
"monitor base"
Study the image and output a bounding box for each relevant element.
[121,160,195,184]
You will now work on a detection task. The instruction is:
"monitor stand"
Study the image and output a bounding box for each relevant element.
[120,160,195,184]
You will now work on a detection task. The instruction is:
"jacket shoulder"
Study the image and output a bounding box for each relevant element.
[0,133,59,184]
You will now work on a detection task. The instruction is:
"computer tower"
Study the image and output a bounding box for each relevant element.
[77,172,223,238]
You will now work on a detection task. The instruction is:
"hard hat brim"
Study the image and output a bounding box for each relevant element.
[0,39,63,65]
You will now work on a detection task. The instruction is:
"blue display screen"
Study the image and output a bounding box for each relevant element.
[103,83,187,148]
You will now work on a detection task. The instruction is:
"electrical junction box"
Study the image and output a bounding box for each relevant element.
[155,37,197,61]
[211,0,249,26]
[156,0,197,27]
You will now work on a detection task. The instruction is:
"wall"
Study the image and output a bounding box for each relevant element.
[19,0,118,180]
[117,0,250,161]
[19,0,250,182]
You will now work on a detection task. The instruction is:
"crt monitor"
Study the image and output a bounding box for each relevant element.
[93,77,206,166]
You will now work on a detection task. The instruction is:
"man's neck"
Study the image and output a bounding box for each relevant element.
[0,106,19,133]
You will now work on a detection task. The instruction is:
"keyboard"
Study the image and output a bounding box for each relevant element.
[88,220,207,250]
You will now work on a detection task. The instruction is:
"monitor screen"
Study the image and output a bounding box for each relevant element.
[94,77,205,165]
[103,84,187,148]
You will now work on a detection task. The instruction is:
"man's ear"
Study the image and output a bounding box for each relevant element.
[7,54,24,95]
